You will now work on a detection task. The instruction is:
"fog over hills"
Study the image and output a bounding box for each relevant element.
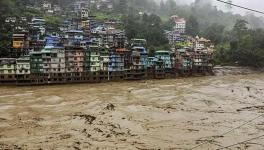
[156,0,264,16]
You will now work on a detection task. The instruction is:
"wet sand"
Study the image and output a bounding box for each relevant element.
[0,74,264,149]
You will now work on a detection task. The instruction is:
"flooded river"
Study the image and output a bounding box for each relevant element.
[0,74,264,149]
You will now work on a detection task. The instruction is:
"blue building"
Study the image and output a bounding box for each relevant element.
[155,51,172,69]
[132,46,148,69]
[109,51,124,72]
[45,36,60,47]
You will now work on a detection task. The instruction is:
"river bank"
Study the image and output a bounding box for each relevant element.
[213,66,261,76]
[0,73,264,149]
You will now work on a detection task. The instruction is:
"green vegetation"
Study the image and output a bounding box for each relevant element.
[45,16,63,31]
[214,20,264,67]
[124,13,168,48]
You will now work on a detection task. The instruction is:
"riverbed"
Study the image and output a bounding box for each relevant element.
[0,74,264,149]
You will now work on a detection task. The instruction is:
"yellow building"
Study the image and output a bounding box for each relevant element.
[81,20,89,29]
[12,33,29,49]
[81,20,90,35]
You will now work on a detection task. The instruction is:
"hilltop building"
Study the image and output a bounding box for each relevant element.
[171,15,186,34]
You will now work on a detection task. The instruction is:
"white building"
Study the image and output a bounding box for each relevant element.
[42,47,66,74]
[74,0,89,11]
[194,36,213,53]
[16,56,31,75]
[171,15,186,34]
[43,2,52,10]
[166,30,181,44]
[81,9,89,18]
[54,5,61,12]
[5,17,16,23]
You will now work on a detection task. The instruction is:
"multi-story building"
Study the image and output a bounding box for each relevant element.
[194,36,213,53]
[65,46,84,73]
[42,47,65,74]
[173,49,193,74]
[30,51,44,74]
[30,18,46,35]
[64,30,84,46]
[100,48,110,71]
[81,20,90,33]
[42,1,52,10]
[131,39,147,48]
[80,9,89,19]
[114,30,126,48]
[81,20,89,28]
[165,30,181,44]
[131,46,148,69]
[5,17,16,23]
[155,51,172,69]
[16,56,31,84]
[16,56,30,75]
[171,15,186,34]
[45,36,60,47]
[74,0,89,12]
[0,58,16,75]
[109,51,124,72]
[0,58,17,84]
[12,33,30,57]
[87,45,101,72]
[12,33,29,49]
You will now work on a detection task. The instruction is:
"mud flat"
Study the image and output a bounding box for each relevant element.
[0,73,264,149]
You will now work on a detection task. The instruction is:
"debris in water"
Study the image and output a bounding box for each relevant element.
[59,134,72,140]
[75,114,96,124]
[105,103,115,111]
[246,86,251,91]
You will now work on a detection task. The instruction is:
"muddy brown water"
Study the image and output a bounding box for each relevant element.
[0,74,264,150]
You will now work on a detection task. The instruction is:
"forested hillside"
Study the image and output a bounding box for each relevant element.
[1,0,264,67]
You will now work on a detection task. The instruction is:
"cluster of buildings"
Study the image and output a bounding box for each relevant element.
[0,36,214,85]
[1,5,214,85]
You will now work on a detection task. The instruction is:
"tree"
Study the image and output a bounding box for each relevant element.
[117,0,128,14]
[232,19,249,39]
[186,15,199,37]
[165,0,176,15]
[160,0,165,12]
[124,13,168,47]
[203,23,225,44]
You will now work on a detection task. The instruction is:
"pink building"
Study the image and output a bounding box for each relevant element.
[65,46,85,73]
[171,15,186,34]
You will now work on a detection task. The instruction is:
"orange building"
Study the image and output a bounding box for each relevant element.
[12,33,29,49]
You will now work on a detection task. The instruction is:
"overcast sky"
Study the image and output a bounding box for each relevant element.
[170,0,264,16]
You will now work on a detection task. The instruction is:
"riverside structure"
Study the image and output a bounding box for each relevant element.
[0,40,214,86]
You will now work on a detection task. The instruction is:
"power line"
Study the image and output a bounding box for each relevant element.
[216,0,264,15]
[189,114,264,150]
[216,134,264,150]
